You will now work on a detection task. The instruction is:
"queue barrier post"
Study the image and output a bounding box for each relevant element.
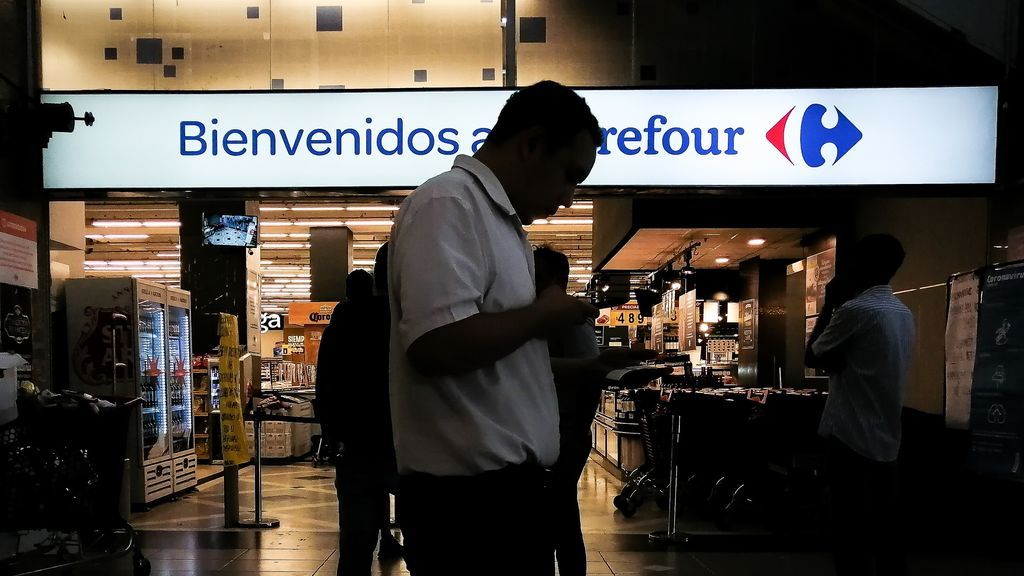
[236,410,321,529]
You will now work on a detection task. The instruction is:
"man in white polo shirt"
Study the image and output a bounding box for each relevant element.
[388,81,604,576]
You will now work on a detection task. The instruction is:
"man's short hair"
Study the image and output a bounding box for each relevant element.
[346,269,374,301]
[855,234,906,284]
[534,245,570,292]
[486,80,602,151]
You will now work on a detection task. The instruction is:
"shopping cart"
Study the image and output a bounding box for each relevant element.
[613,388,670,517]
[0,393,150,576]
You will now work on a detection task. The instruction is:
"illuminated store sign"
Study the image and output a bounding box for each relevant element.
[43,87,997,188]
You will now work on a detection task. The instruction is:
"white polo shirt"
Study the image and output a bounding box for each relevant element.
[388,155,560,476]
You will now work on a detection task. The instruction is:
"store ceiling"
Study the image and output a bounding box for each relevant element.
[602,228,817,271]
[83,200,594,312]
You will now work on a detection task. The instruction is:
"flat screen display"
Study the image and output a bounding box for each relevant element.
[202,214,258,247]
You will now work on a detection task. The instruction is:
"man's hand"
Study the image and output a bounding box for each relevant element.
[534,285,599,332]
[823,275,852,314]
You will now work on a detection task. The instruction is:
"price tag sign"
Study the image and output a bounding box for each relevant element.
[609,302,646,327]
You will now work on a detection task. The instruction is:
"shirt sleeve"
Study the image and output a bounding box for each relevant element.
[394,194,489,352]
[811,304,862,357]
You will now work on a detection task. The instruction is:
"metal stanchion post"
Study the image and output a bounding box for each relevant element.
[650,413,689,544]
[239,413,279,528]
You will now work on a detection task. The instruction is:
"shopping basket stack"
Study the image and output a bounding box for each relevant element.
[0,392,150,576]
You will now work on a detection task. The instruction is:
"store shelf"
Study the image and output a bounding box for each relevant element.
[142,407,160,414]
[193,369,209,374]
[195,434,209,438]
[194,412,209,417]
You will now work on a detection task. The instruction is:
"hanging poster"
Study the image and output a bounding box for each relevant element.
[945,273,980,430]
[218,313,250,466]
[0,211,37,290]
[805,248,836,317]
[740,299,756,350]
[969,263,1024,477]
[680,290,697,352]
[246,269,260,355]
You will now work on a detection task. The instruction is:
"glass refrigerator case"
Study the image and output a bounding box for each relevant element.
[167,289,198,492]
[138,293,170,464]
[66,279,173,504]
[65,279,198,505]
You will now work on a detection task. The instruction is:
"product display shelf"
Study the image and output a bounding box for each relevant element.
[192,361,214,462]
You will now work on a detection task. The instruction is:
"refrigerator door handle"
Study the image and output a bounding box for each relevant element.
[111,313,129,390]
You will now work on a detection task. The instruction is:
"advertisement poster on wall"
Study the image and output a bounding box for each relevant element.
[945,272,980,430]
[740,299,756,350]
[969,262,1024,477]
[0,211,37,290]
[246,269,260,355]
[805,248,836,317]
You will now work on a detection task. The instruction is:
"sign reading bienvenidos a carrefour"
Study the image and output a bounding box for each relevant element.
[42,87,997,189]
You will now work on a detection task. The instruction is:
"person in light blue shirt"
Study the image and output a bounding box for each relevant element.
[807,234,914,576]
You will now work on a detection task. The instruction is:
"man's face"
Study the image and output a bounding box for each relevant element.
[518,130,597,224]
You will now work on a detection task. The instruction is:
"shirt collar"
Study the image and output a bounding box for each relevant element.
[860,285,894,297]
[453,155,518,219]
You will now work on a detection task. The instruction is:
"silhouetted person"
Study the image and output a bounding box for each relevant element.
[806,234,914,576]
[317,251,401,576]
[535,246,601,576]
[388,81,617,576]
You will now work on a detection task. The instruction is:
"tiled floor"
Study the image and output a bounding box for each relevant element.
[18,457,1020,575]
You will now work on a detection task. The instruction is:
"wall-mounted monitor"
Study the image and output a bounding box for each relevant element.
[202,214,258,247]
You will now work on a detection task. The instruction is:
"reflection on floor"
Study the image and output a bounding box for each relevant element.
[100,458,1021,576]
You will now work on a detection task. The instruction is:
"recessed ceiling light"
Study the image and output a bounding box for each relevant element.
[548,219,593,225]
[715,257,730,264]
[747,238,766,246]
[92,221,141,228]
[344,220,394,227]
[346,206,400,212]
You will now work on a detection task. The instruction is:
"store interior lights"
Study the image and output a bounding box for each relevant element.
[666,267,683,291]
[86,234,150,240]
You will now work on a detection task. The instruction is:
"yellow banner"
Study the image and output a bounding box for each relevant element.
[218,313,250,466]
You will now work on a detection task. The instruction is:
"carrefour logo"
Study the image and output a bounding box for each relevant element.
[766,104,862,167]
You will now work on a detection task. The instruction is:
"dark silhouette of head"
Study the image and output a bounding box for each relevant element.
[476,81,602,224]
[374,242,389,294]
[851,234,905,291]
[534,246,570,293]
[346,269,374,302]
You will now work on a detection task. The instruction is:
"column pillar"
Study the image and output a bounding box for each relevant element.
[310,227,353,302]
[179,201,261,355]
